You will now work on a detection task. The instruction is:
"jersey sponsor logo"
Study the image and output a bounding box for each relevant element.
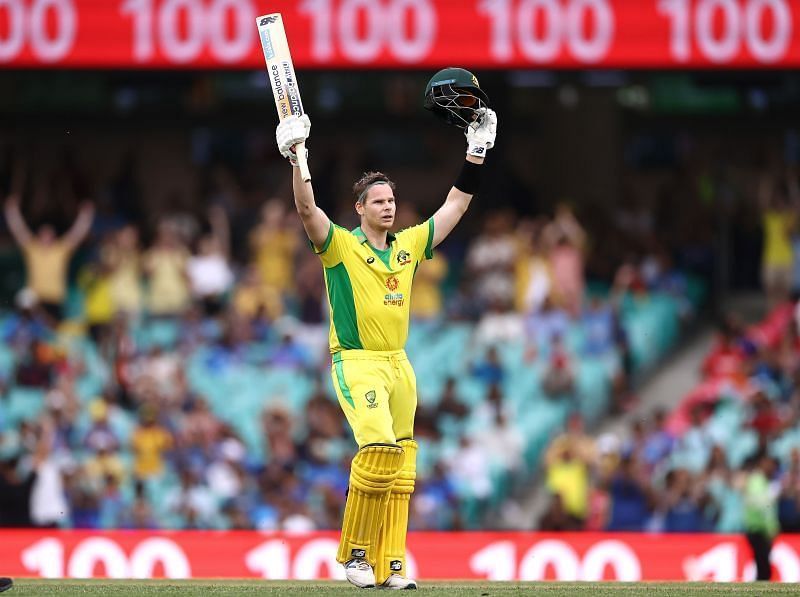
[385,276,404,306]
[365,390,378,409]
[367,256,375,264]
[396,250,411,266]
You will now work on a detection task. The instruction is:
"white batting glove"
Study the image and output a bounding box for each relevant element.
[465,108,497,158]
[276,114,311,165]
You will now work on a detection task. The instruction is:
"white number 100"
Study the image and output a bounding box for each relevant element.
[298,0,437,63]
[121,0,255,63]
[658,0,792,63]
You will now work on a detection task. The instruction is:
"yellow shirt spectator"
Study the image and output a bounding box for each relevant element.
[411,253,448,319]
[546,456,589,519]
[251,228,298,294]
[131,422,173,479]
[22,242,72,304]
[145,247,190,316]
[763,209,794,267]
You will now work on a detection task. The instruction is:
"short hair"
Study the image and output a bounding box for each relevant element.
[352,171,396,204]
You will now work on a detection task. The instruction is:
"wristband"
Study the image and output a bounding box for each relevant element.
[453,159,482,195]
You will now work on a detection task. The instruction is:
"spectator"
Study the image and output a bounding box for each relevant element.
[582,296,615,356]
[143,220,190,318]
[515,218,553,315]
[187,206,234,317]
[539,493,583,531]
[744,455,780,582]
[165,468,218,528]
[14,339,56,388]
[470,346,505,386]
[232,265,283,323]
[641,409,675,470]
[747,391,782,443]
[411,252,448,322]
[465,211,517,311]
[545,445,590,525]
[78,237,115,345]
[759,173,795,309]
[83,400,120,454]
[4,166,95,322]
[660,468,711,532]
[545,203,586,317]
[130,406,173,480]
[526,297,570,353]
[445,436,492,521]
[2,288,52,348]
[249,199,299,296]
[606,455,652,531]
[477,411,524,474]
[541,337,576,401]
[107,225,143,317]
[435,378,468,422]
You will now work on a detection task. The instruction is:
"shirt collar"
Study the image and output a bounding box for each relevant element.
[352,227,395,247]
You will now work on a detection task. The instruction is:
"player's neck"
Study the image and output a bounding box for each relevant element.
[361,222,389,250]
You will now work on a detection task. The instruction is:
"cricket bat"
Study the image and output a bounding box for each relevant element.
[256,13,311,183]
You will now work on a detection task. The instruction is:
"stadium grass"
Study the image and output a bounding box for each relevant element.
[8,580,800,596]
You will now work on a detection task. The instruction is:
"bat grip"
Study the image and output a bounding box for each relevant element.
[295,141,311,183]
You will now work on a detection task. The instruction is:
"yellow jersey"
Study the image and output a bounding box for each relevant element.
[312,219,434,353]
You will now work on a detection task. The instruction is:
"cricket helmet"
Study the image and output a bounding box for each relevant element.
[423,67,490,129]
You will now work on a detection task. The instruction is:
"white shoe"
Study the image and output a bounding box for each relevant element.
[344,558,376,588]
[379,574,417,590]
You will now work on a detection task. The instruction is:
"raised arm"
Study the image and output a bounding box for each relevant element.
[208,204,231,258]
[4,195,34,246]
[4,162,33,246]
[432,109,498,248]
[292,168,331,248]
[276,114,330,248]
[63,201,95,249]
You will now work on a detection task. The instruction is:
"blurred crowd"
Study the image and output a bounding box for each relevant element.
[540,300,800,539]
[0,145,706,532]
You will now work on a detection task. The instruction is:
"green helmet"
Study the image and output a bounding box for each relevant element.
[423,67,490,129]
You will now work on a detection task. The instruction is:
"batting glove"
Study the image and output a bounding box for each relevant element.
[465,108,497,158]
[276,114,311,164]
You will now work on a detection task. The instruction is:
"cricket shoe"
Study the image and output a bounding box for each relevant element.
[379,574,417,590]
[0,578,12,593]
[344,558,376,588]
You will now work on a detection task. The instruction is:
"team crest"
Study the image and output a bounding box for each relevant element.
[396,250,411,266]
[386,276,400,291]
[365,390,378,408]
[472,74,479,87]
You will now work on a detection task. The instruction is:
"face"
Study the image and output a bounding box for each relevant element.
[356,184,396,232]
[37,225,56,244]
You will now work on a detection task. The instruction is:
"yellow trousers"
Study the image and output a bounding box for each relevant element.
[330,349,417,447]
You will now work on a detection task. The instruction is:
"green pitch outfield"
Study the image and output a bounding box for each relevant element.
[6,580,800,596]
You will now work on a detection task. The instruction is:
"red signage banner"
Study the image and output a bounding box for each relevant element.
[2,530,800,581]
[1,0,799,69]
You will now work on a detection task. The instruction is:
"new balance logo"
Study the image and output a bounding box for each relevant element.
[260,16,278,26]
[351,549,366,559]
[390,560,402,572]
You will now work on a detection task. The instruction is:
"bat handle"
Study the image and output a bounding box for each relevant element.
[296,141,311,183]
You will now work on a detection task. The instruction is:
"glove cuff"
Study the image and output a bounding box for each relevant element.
[467,143,488,158]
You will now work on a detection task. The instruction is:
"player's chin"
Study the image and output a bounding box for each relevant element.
[379,217,394,229]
